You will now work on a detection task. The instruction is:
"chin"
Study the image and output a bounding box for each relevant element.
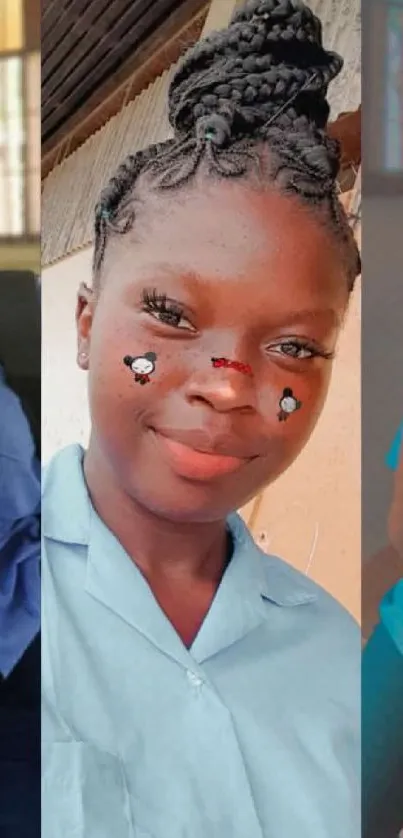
[127,470,249,523]
[132,466,277,525]
[138,486,237,524]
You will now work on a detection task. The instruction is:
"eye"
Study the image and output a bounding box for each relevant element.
[152,309,193,330]
[141,289,196,332]
[266,340,334,361]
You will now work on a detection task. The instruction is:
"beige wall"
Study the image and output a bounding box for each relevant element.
[42,246,93,459]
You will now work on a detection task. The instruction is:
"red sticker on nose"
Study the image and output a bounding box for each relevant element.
[211,357,253,376]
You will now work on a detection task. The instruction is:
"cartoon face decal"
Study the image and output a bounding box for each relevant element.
[211,357,253,376]
[278,387,302,422]
[124,352,157,385]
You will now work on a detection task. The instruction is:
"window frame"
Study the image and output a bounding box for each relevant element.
[365,0,403,193]
[0,0,39,241]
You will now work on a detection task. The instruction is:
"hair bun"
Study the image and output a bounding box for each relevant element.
[195,113,233,146]
[169,0,343,139]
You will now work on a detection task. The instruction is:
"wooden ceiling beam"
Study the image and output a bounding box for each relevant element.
[42,0,208,178]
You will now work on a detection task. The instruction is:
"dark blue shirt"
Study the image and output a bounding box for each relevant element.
[0,366,40,677]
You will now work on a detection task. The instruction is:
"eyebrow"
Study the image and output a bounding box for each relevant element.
[276,309,341,328]
[135,266,341,328]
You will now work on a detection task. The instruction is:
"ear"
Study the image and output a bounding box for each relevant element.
[76,282,95,370]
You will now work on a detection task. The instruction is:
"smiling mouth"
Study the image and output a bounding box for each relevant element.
[152,430,253,481]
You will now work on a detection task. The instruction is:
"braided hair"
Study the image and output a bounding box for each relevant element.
[93,0,360,289]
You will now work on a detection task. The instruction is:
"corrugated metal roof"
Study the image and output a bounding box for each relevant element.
[42,0,206,152]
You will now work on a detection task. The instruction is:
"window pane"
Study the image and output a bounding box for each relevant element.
[0,57,24,234]
[26,52,40,233]
[0,0,23,52]
[385,3,403,170]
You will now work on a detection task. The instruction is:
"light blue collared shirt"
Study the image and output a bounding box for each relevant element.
[42,445,360,838]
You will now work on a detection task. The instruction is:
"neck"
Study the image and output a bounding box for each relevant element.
[83,440,230,586]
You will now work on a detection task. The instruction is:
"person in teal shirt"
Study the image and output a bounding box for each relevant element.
[362,426,403,838]
[42,2,361,836]
[385,423,403,472]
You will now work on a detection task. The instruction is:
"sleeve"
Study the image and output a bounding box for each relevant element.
[0,454,40,540]
[385,423,403,471]
[362,614,403,837]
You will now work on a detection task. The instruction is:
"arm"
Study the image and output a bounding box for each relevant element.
[362,428,403,640]
[362,544,402,642]
[362,434,403,835]
[388,450,403,559]
[0,453,40,678]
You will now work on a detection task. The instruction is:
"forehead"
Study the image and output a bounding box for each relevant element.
[103,179,347,311]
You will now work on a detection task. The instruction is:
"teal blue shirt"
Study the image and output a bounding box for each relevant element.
[385,423,403,471]
[380,581,403,655]
[42,445,360,838]
[382,424,403,652]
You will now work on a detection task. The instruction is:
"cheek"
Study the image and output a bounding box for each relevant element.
[257,365,332,429]
[87,320,176,428]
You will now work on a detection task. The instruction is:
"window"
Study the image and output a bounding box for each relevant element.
[365,0,403,190]
[0,0,23,52]
[385,3,403,170]
[0,0,40,237]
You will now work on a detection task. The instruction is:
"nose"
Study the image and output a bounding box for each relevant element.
[186,363,257,413]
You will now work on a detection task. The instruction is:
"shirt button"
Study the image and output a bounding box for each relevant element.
[186,670,203,688]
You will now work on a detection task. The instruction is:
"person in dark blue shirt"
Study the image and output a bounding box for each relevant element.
[0,362,40,838]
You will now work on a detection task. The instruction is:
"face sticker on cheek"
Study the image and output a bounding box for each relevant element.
[278,387,302,422]
[123,352,157,386]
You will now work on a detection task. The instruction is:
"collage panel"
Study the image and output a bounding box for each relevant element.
[41,1,362,837]
[0,1,41,836]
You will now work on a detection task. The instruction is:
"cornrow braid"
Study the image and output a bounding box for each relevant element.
[93,0,360,288]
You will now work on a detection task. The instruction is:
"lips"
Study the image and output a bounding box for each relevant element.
[152,429,255,481]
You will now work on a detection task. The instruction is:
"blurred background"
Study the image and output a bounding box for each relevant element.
[0,0,40,451]
[363,0,403,560]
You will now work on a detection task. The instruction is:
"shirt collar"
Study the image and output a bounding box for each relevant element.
[43,444,317,614]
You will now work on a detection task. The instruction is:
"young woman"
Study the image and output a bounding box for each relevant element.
[42,2,361,836]
[362,429,403,838]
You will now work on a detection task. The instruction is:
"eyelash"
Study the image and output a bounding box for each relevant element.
[267,340,335,361]
[140,291,334,361]
[141,289,191,330]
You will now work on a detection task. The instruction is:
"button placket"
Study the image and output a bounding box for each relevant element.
[186,670,204,688]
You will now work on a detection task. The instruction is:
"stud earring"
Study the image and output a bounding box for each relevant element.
[278,388,302,422]
[78,351,88,364]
